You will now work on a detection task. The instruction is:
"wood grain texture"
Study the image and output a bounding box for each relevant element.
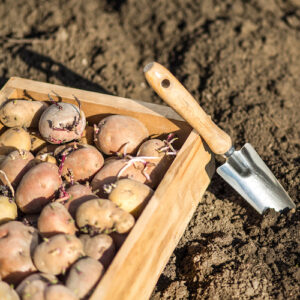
[144,62,232,155]
[0,78,215,300]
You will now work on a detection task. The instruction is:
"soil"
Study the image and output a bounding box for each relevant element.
[0,0,299,299]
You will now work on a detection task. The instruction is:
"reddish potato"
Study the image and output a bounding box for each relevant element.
[91,158,148,197]
[94,115,149,155]
[137,138,175,188]
[16,162,62,213]
[58,144,104,182]
[63,184,97,218]
[44,285,78,300]
[66,257,104,299]
[0,281,20,300]
[0,150,35,188]
[0,221,38,284]
[16,273,58,300]
[76,199,135,235]
[0,127,31,155]
[108,178,153,218]
[39,102,86,144]
[33,234,84,275]
[79,234,115,268]
[0,99,48,128]
[38,202,77,238]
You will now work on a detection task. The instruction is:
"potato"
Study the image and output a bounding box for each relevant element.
[58,144,104,182]
[76,199,135,234]
[80,125,94,145]
[108,179,153,218]
[137,138,174,188]
[79,234,115,268]
[0,150,35,188]
[39,102,86,144]
[66,257,104,299]
[29,130,48,153]
[38,202,77,238]
[0,196,17,224]
[0,127,31,155]
[0,100,48,128]
[0,281,20,300]
[33,234,84,275]
[63,184,97,218]
[94,115,149,155]
[16,273,58,300]
[0,221,38,284]
[91,158,148,197]
[44,285,78,300]
[16,162,62,213]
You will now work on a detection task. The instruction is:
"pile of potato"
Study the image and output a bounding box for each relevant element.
[0,96,177,299]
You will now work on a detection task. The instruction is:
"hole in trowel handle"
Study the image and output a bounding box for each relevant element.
[161,79,170,88]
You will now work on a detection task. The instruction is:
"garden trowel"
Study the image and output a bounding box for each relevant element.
[144,62,296,214]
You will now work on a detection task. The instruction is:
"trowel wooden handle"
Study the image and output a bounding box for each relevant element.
[144,62,232,155]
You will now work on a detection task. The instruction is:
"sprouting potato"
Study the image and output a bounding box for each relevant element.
[44,284,78,300]
[137,138,175,188]
[63,184,97,218]
[94,115,149,155]
[0,221,38,284]
[37,202,77,238]
[79,234,116,268]
[0,196,18,224]
[16,162,62,213]
[108,179,153,218]
[33,234,84,275]
[0,99,49,128]
[58,144,104,182]
[16,273,58,300]
[39,102,86,144]
[0,127,31,155]
[91,158,148,197]
[65,257,104,299]
[76,199,135,235]
[0,150,35,188]
[0,280,20,300]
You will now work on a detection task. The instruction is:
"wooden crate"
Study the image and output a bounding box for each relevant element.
[0,77,215,300]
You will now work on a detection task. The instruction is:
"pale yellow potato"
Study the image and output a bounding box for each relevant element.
[0,196,17,225]
[76,199,135,234]
[108,179,153,218]
[0,281,20,300]
[33,234,84,275]
[66,257,104,299]
[44,285,78,300]
[0,127,31,155]
[0,100,48,128]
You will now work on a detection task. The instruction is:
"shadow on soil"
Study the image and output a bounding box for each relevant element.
[16,48,111,95]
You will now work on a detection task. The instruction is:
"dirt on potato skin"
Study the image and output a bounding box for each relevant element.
[0,0,299,299]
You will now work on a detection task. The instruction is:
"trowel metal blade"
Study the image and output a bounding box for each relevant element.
[217,143,296,214]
